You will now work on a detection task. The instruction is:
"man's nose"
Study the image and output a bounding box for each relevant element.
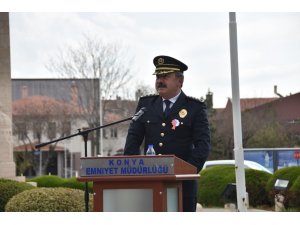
[156,76,164,81]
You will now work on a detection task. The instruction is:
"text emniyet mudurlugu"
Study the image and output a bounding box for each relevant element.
[85,165,169,175]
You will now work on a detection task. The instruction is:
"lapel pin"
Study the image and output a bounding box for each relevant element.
[171,119,180,130]
[179,109,187,118]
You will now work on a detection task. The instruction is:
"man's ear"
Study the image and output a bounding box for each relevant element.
[179,76,184,86]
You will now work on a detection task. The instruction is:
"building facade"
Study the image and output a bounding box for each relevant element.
[12,79,136,177]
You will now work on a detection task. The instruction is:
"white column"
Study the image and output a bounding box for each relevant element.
[0,12,16,179]
[229,12,248,212]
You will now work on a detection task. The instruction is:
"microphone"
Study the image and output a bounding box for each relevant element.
[132,107,147,121]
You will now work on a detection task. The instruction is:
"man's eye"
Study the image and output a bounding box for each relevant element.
[156,75,166,79]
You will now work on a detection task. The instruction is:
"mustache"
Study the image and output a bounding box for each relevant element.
[157,82,167,88]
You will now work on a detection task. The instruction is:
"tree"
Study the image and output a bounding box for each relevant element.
[134,82,156,100]
[246,123,291,148]
[47,35,133,156]
[207,118,224,160]
[206,107,225,160]
[242,105,278,147]
[212,107,235,159]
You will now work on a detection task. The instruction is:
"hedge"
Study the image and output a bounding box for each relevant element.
[198,166,236,207]
[27,175,65,187]
[197,166,272,207]
[5,187,93,212]
[265,166,300,192]
[288,176,300,209]
[27,175,93,192]
[0,178,36,211]
[265,166,300,207]
[244,169,272,207]
[62,177,93,192]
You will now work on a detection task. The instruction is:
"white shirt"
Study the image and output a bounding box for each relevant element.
[162,91,181,111]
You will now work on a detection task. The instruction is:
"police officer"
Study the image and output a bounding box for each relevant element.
[124,55,211,212]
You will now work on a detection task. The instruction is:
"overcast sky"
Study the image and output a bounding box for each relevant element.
[9,12,300,108]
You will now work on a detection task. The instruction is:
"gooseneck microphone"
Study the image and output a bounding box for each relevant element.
[132,107,147,121]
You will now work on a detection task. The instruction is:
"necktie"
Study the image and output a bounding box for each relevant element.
[164,100,171,117]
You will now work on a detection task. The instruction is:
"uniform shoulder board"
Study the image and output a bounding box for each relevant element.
[140,94,159,99]
[187,95,205,103]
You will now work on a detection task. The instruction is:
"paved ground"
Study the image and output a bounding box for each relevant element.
[196,203,271,212]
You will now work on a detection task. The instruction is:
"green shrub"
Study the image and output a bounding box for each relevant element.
[286,176,300,209]
[198,166,236,207]
[5,187,93,212]
[266,167,300,192]
[265,166,300,206]
[27,175,93,192]
[27,175,65,187]
[245,169,272,207]
[62,177,93,193]
[0,178,36,212]
[197,166,272,207]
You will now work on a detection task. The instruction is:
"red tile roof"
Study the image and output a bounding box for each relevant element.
[13,95,81,116]
[225,97,278,112]
[14,142,65,152]
[240,98,278,111]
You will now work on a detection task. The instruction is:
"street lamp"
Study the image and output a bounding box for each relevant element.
[274,179,289,211]
[274,179,289,191]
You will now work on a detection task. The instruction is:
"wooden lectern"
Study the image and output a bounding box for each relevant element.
[77,155,199,212]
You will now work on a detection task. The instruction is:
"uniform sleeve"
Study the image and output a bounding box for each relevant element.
[123,100,145,155]
[187,103,211,172]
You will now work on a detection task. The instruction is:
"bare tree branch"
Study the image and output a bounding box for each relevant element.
[46,35,134,155]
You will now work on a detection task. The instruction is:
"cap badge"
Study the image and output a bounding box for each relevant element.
[158,57,164,64]
[171,119,180,130]
[179,109,187,118]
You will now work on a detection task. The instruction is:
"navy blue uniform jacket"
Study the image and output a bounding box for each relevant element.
[124,91,211,197]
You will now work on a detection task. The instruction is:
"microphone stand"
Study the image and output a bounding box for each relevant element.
[35,116,133,212]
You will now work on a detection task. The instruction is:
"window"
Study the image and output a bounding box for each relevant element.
[110,128,118,138]
[48,122,56,139]
[103,129,108,139]
[62,122,71,136]
[33,122,41,140]
[103,128,117,139]
[16,123,27,140]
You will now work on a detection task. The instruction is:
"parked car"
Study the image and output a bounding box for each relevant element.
[202,160,272,174]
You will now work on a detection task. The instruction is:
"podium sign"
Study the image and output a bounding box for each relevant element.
[77,155,199,212]
[80,155,177,176]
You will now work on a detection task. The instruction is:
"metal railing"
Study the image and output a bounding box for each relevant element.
[244,148,300,172]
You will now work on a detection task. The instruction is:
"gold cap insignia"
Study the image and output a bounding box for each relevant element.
[179,109,187,118]
[158,57,164,64]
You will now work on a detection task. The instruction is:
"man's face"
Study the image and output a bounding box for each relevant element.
[155,72,183,99]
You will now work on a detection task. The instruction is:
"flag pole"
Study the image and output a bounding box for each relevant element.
[229,12,248,212]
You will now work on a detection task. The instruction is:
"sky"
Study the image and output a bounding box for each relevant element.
[2,0,299,223]
[6,4,300,109]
